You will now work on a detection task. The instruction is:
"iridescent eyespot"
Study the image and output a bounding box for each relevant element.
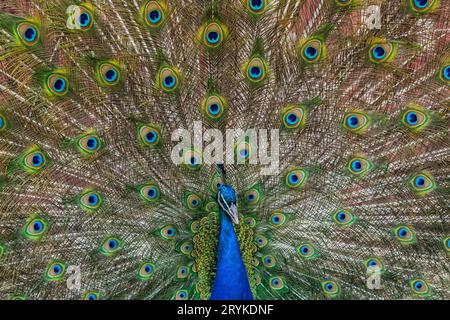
[269,212,287,227]
[99,236,122,256]
[210,173,224,193]
[20,145,47,174]
[200,21,227,48]
[299,39,323,63]
[368,40,397,63]
[269,276,285,290]
[97,62,121,86]
[177,265,190,279]
[407,0,439,15]
[244,56,268,83]
[45,261,66,281]
[190,220,201,233]
[246,0,269,15]
[175,289,188,300]
[262,254,276,268]
[202,94,228,121]
[160,225,176,240]
[332,209,356,227]
[243,186,262,207]
[297,243,317,259]
[179,241,193,255]
[402,107,430,132]
[137,262,155,281]
[342,111,370,134]
[443,236,450,253]
[244,216,257,228]
[45,72,69,97]
[335,0,353,6]
[182,149,202,170]
[138,124,161,147]
[23,214,48,240]
[322,280,340,298]
[142,1,166,28]
[157,66,180,92]
[139,182,161,204]
[77,131,102,156]
[284,168,308,189]
[281,105,306,129]
[72,4,94,31]
[364,258,385,274]
[0,113,6,132]
[16,21,40,46]
[255,234,268,248]
[83,291,100,300]
[408,172,436,196]
[347,156,373,176]
[410,279,430,296]
[79,189,102,212]
[184,192,203,211]
[394,225,416,244]
[253,257,260,266]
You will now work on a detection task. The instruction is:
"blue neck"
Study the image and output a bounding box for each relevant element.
[210,210,253,300]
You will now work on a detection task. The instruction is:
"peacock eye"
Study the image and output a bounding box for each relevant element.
[343,111,370,133]
[99,236,122,256]
[297,243,317,259]
[210,174,224,193]
[184,192,203,210]
[21,146,47,174]
[262,254,276,268]
[255,234,268,248]
[202,94,227,121]
[79,189,102,212]
[190,220,200,233]
[408,0,438,14]
[175,290,188,300]
[78,132,102,156]
[46,73,69,97]
[143,1,165,27]
[137,262,155,280]
[438,63,450,85]
[247,0,268,14]
[368,41,396,63]
[347,156,373,176]
[322,280,340,297]
[16,21,40,46]
[364,258,385,273]
[394,225,416,244]
[97,62,121,86]
[281,106,306,129]
[179,241,193,255]
[158,66,180,92]
[244,57,268,83]
[244,216,257,228]
[0,113,6,132]
[335,0,353,6]
[300,39,322,63]
[408,172,436,195]
[243,187,262,206]
[45,261,66,281]
[235,141,255,162]
[139,183,160,204]
[23,215,48,240]
[138,124,161,147]
[160,225,176,240]
[269,212,287,227]
[83,291,100,300]
[269,276,285,290]
[76,6,94,31]
[177,265,190,279]
[442,65,450,80]
[410,279,430,296]
[202,22,226,48]
[182,149,202,170]
[284,168,308,189]
[401,108,429,131]
[332,209,356,226]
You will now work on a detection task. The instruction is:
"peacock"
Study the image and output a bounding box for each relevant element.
[0,0,449,301]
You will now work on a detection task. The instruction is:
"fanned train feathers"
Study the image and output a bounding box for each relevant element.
[0,0,449,300]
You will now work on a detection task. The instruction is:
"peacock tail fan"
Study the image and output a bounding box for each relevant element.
[0,0,449,300]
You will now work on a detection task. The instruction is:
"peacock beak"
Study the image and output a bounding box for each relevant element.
[229,203,239,224]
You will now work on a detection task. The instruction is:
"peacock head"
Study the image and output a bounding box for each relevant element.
[217,185,239,224]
